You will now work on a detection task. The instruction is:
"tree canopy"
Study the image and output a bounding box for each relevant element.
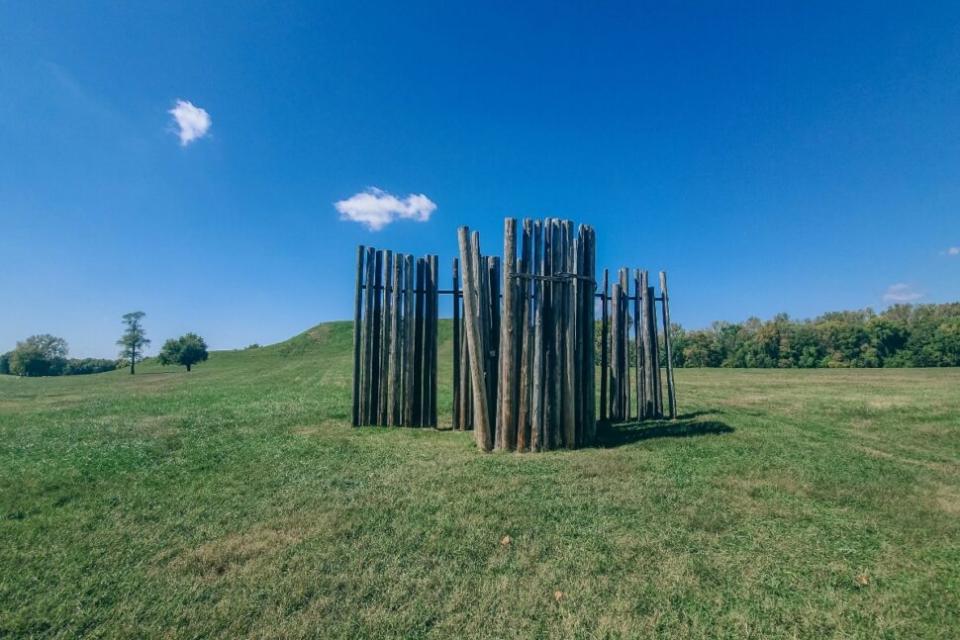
[158,333,209,372]
[117,311,150,374]
[7,334,69,377]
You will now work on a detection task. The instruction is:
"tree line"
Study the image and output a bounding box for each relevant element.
[668,303,960,368]
[1,311,208,377]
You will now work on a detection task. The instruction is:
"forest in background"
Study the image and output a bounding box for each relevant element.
[666,303,960,368]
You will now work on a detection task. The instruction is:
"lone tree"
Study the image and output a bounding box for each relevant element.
[158,333,209,372]
[117,311,150,374]
[8,334,68,377]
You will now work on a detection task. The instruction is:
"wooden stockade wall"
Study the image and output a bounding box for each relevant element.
[598,268,677,422]
[456,218,597,451]
[351,246,439,427]
[350,217,678,452]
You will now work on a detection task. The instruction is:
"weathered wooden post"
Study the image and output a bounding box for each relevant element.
[402,254,415,426]
[452,257,460,429]
[516,219,533,450]
[600,268,609,423]
[497,219,518,450]
[352,245,365,426]
[659,271,677,419]
[458,227,493,450]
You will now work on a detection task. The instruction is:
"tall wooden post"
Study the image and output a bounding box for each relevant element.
[458,227,493,451]
[660,271,677,419]
[497,219,518,450]
[452,257,461,429]
[600,268,608,423]
[351,245,365,426]
[362,247,376,425]
[402,254,415,426]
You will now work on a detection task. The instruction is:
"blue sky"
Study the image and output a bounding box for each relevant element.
[2,1,959,358]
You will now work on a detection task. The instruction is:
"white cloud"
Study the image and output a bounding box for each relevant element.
[169,99,211,145]
[334,187,437,231]
[947,246,960,256]
[882,283,923,304]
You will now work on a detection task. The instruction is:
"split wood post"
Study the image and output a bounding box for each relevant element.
[369,250,384,423]
[452,257,461,429]
[660,271,677,419]
[413,258,425,425]
[402,254,415,426]
[600,268,608,423]
[557,220,579,449]
[634,269,646,420]
[609,282,621,421]
[584,227,597,442]
[361,248,376,424]
[351,245,365,426]
[648,280,663,418]
[530,220,544,451]
[639,270,655,419]
[386,254,401,424]
[497,218,518,450]
[516,219,533,450]
[429,254,439,427]
[619,269,629,420]
[458,227,493,451]
[379,251,393,425]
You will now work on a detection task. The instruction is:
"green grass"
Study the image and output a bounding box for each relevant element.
[2,321,958,639]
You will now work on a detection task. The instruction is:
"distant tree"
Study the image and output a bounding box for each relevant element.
[0,351,9,375]
[158,333,209,372]
[8,334,68,377]
[117,311,150,374]
[62,358,118,375]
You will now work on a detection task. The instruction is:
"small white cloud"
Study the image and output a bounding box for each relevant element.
[947,246,960,256]
[882,283,923,303]
[334,187,437,231]
[169,99,211,145]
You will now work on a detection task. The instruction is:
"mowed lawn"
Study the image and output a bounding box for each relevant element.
[1,322,958,639]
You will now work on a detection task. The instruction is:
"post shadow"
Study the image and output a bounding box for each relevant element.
[593,414,733,448]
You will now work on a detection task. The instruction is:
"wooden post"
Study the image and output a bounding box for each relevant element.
[452,257,461,429]
[660,271,677,419]
[610,282,621,421]
[639,270,655,419]
[497,218,518,451]
[458,227,493,451]
[379,251,393,425]
[634,269,646,421]
[648,282,663,418]
[563,220,576,448]
[530,220,544,452]
[402,254,415,426]
[429,254,439,427]
[413,258,425,426]
[600,268,608,423]
[370,250,384,423]
[386,254,401,425]
[362,247,377,425]
[516,219,533,451]
[584,227,597,443]
[351,245,365,426]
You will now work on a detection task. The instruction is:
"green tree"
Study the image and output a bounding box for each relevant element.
[8,334,68,377]
[158,333,209,372]
[117,311,150,374]
[0,352,10,375]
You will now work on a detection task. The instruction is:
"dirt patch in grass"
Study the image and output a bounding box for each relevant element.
[172,525,305,579]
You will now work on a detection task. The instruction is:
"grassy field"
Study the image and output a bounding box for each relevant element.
[1,321,958,639]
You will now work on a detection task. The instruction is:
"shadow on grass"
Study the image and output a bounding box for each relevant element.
[595,416,734,448]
